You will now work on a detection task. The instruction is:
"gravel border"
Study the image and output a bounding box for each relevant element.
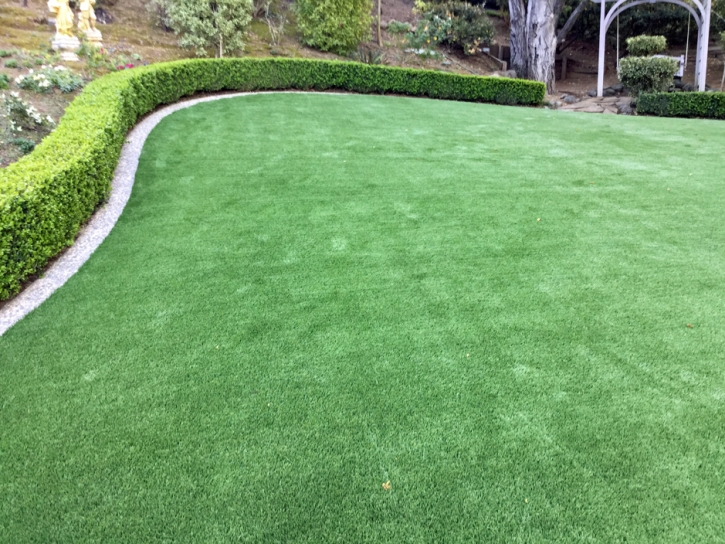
[0,91,262,336]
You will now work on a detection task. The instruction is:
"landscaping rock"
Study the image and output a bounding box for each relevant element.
[579,105,605,113]
[562,94,578,104]
[587,89,597,97]
[603,87,616,97]
[441,60,451,66]
[95,7,114,24]
[612,83,624,93]
[617,102,633,115]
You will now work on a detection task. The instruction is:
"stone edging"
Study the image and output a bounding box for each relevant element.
[0,92,259,336]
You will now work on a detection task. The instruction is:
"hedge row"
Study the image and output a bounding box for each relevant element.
[0,58,545,300]
[637,91,725,119]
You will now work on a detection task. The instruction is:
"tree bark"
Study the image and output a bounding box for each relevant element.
[556,0,589,48]
[527,0,558,93]
[508,0,529,78]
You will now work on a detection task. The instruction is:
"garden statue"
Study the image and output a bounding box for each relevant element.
[48,0,80,60]
[78,0,103,47]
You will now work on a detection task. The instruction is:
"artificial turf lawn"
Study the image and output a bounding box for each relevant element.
[1,93,725,542]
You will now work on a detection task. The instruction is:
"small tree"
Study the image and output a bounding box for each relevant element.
[162,0,254,57]
[295,0,373,55]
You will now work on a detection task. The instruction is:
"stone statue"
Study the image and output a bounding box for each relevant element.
[78,0,103,46]
[48,0,74,37]
[48,0,80,60]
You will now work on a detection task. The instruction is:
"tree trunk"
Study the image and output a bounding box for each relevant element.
[508,0,528,78]
[377,0,382,47]
[527,0,557,93]
[556,0,589,49]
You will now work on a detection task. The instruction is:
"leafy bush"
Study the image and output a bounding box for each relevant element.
[407,2,494,55]
[350,47,385,65]
[16,66,84,93]
[3,92,55,134]
[618,56,677,96]
[0,73,9,90]
[0,58,544,300]
[637,91,725,119]
[295,0,373,54]
[0,50,13,58]
[152,0,253,57]
[406,13,453,50]
[10,137,36,155]
[626,35,667,56]
[432,2,495,54]
[5,59,18,68]
[387,20,411,34]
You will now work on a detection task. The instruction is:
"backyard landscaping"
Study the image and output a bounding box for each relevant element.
[1,92,724,541]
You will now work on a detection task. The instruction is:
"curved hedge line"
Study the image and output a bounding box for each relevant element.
[637,91,725,119]
[0,58,545,300]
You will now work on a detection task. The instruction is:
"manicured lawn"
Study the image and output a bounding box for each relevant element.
[1,93,724,542]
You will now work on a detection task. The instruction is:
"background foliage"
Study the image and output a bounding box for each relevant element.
[295,0,373,54]
[150,0,253,57]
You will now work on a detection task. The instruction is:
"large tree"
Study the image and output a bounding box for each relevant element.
[508,0,566,93]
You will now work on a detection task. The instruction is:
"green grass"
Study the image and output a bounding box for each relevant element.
[2,94,724,542]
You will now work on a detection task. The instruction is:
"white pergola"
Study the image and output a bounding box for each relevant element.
[594,0,712,96]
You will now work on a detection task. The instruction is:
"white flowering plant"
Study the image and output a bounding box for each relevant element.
[15,65,84,94]
[3,92,55,133]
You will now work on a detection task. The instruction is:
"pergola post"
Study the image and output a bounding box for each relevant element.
[597,0,607,97]
[696,0,711,90]
[596,0,710,97]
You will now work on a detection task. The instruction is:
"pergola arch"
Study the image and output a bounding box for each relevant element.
[594,0,712,96]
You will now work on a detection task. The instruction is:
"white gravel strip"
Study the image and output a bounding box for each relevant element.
[0,91,261,336]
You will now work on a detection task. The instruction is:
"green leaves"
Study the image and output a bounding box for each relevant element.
[295,0,373,55]
[637,91,725,119]
[626,35,667,57]
[159,0,253,57]
[618,56,678,97]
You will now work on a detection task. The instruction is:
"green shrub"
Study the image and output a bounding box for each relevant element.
[16,66,84,93]
[350,47,385,65]
[407,2,494,55]
[0,50,12,58]
[0,58,544,300]
[387,20,411,34]
[431,2,495,54]
[618,56,677,96]
[637,91,725,119]
[5,59,18,68]
[0,73,9,90]
[626,35,667,56]
[158,0,253,57]
[295,0,373,54]
[3,92,55,133]
[9,137,36,155]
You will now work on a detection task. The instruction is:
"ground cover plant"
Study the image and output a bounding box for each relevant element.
[1,93,724,541]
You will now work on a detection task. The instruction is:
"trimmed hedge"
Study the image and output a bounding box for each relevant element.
[0,58,545,300]
[618,56,678,97]
[626,35,667,57]
[637,91,725,119]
